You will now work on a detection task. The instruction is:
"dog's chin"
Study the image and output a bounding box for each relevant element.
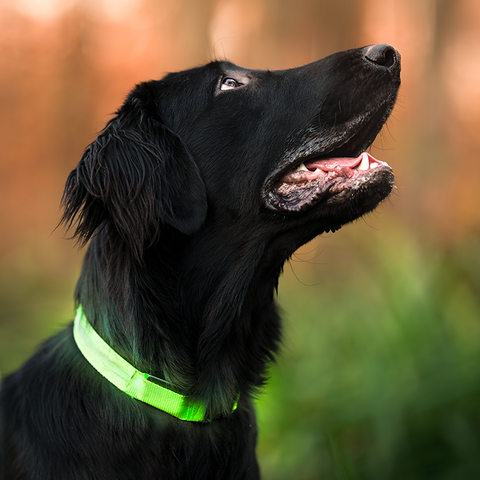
[264,151,394,225]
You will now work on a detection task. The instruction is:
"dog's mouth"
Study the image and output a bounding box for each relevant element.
[270,151,392,212]
[263,106,395,216]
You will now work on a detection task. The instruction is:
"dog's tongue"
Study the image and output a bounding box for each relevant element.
[279,152,387,185]
[304,152,382,172]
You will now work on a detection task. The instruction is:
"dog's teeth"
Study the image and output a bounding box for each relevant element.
[356,152,370,171]
[295,163,308,172]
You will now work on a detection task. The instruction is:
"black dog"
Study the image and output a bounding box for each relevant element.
[0,44,400,479]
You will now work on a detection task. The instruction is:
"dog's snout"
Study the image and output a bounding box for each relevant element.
[365,44,399,70]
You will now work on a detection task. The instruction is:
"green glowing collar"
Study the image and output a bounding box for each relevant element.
[73,305,234,422]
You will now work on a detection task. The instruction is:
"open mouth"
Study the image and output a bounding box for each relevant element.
[273,151,392,211]
[265,151,393,214]
[263,106,395,215]
[284,152,386,184]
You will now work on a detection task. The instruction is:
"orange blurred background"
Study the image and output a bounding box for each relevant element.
[0,0,475,377]
[2,0,479,257]
[1,0,479,381]
[2,1,480,477]
[1,0,479,367]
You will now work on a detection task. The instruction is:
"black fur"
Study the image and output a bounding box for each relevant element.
[0,44,400,479]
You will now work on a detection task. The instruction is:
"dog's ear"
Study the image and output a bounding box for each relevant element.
[60,103,207,259]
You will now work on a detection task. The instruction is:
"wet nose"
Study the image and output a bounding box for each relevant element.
[365,44,400,70]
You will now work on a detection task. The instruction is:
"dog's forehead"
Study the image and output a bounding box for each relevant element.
[217,61,261,80]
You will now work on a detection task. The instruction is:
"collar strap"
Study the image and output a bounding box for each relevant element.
[73,305,234,422]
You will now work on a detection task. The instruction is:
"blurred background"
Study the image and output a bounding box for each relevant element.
[1,0,480,478]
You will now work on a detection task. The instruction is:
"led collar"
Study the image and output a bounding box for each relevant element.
[73,305,229,422]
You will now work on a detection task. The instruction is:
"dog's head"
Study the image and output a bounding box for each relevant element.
[61,45,401,413]
[62,44,400,259]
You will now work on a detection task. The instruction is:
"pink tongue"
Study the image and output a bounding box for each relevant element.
[277,152,387,186]
[305,153,374,171]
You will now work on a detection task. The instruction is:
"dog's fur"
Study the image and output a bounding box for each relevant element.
[0,45,400,479]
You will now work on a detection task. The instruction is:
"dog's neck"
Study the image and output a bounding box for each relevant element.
[74,225,284,418]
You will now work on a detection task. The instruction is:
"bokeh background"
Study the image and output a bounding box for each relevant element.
[1,0,480,478]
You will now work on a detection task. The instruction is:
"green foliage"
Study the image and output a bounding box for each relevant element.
[2,228,480,478]
[0,238,79,375]
[257,230,480,480]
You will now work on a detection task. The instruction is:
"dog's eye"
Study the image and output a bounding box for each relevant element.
[221,78,243,91]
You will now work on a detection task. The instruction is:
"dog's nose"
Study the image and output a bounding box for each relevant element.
[365,44,399,69]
